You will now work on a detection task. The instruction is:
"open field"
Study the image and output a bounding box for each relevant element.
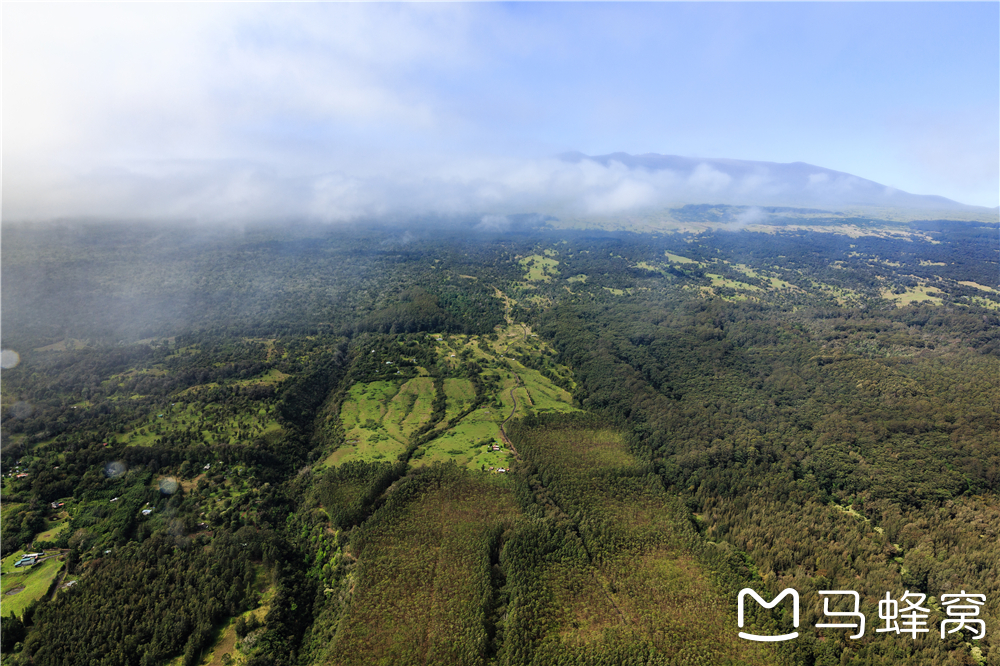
[326,378,437,466]
[412,406,509,470]
[1,551,64,618]
[665,251,698,264]
[442,378,475,421]
[34,518,70,543]
[520,254,560,282]
[882,285,944,306]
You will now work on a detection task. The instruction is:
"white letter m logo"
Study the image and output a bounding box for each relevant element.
[738,588,800,642]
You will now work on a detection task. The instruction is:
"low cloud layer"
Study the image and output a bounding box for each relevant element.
[4,3,996,222]
[0,156,780,222]
[3,154,983,224]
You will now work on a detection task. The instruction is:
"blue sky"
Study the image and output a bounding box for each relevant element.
[4,2,997,221]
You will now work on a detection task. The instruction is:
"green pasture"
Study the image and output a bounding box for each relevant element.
[730,263,797,290]
[566,273,588,283]
[1,552,63,619]
[882,285,944,306]
[664,251,697,264]
[383,377,435,442]
[634,261,663,274]
[34,518,69,543]
[706,273,761,292]
[335,321,573,471]
[411,409,511,470]
[327,378,436,466]
[516,367,576,414]
[520,254,560,282]
[442,378,475,421]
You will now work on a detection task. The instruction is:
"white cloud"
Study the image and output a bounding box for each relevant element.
[688,163,732,192]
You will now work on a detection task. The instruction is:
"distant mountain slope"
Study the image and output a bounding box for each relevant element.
[560,151,980,210]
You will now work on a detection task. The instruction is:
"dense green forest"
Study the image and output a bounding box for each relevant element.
[1,211,998,665]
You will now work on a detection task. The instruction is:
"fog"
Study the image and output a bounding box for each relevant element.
[4,3,998,223]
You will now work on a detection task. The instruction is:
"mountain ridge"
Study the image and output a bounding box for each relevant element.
[559,151,983,211]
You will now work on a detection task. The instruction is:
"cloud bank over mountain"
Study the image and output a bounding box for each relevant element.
[4,4,996,222]
[5,152,985,224]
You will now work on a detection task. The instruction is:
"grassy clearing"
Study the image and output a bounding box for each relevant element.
[731,263,798,291]
[384,377,435,443]
[412,407,509,470]
[231,368,289,386]
[664,251,697,264]
[566,273,588,283]
[706,273,761,292]
[959,280,996,292]
[328,378,436,466]
[964,296,1000,310]
[882,285,944,306]
[1,552,63,618]
[516,367,576,416]
[343,318,574,472]
[443,378,475,422]
[414,321,574,470]
[519,254,560,282]
[34,519,69,543]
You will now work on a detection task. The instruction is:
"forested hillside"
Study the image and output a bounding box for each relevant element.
[2,212,997,665]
